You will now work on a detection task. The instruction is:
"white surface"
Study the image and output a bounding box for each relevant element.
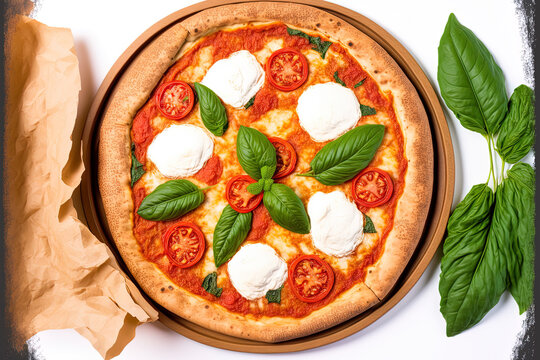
[29,0,533,359]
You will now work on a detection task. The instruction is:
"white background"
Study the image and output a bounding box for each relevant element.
[28,0,533,359]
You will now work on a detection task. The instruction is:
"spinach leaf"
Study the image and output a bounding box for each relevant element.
[492,163,535,313]
[354,78,366,88]
[194,82,228,136]
[286,27,332,59]
[360,104,376,116]
[333,71,346,87]
[263,183,310,234]
[213,205,253,267]
[496,85,535,164]
[244,95,255,109]
[130,143,145,187]
[137,180,204,221]
[300,124,384,185]
[439,184,506,336]
[202,272,222,297]
[364,214,376,233]
[437,13,507,136]
[236,126,277,180]
[266,285,283,304]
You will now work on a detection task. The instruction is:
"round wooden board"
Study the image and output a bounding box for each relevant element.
[80,0,455,353]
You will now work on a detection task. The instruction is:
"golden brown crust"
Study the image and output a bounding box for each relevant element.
[98,2,432,342]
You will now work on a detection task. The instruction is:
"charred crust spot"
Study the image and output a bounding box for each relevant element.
[168,285,173,290]
[160,287,165,292]
[194,28,198,33]
[374,70,380,74]
[316,23,321,27]
[205,305,209,309]
[337,21,342,26]
[348,41,353,47]
[206,19,210,22]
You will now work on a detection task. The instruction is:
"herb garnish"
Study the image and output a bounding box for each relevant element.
[194,82,228,136]
[266,285,284,304]
[213,205,252,267]
[333,71,346,87]
[363,214,376,233]
[360,104,376,116]
[130,143,145,187]
[244,95,256,109]
[287,27,332,59]
[354,78,366,88]
[202,272,222,297]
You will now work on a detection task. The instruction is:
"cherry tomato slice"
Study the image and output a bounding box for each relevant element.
[266,48,308,91]
[352,167,394,208]
[288,255,334,303]
[225,175,263,213]
[155,81,194,120]
[163,222,205,268]
[268,137,297,178]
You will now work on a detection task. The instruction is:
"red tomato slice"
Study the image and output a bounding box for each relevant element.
[265,48,308,91]
[268,137,297,178]
[226,175,263,213]
[155,81,195,120]
[288,255,334,303]
[163,222,205,268]
[352,167,394,208]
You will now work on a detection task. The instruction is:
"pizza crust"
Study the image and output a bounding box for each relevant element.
[98,2,432,342]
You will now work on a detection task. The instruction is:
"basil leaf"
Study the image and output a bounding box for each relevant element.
[244,95,255,109]
[360,104,376,116]
[194,82,228,136]
[363,214,376,233]
[266,285,283,304]
[236,126,277,180]
[437,13,507,136]
[202,272,222,297]
[496,85,535,164]
[213,205,252,267]
[333,71,346,87]
[286,27,332,59]
[137,180,204,221]
[130,143,145,187]
[439,184,506,336]
[247,181,264,195]
[354,78,366,88]
[492,163,535,314]
[263,183,310,234]
[301,124,385,186]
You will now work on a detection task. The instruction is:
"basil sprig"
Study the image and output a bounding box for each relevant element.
[137,179,204,221]
[299,124,385,185]
[236,126,277,180]
[202,272,222,297]
[194,82,228,136]
[130,143,145,187]
[286,27,332,59]
[263,183,310,234]
[213,205,252,267]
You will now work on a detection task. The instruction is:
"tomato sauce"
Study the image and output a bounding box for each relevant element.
[130,23,408,319]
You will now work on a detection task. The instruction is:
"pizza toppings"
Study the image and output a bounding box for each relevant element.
[227,243,288,300]
[268,137,297,178]
[288,255,334,303]
[226,175,263,213]
[266,48,308,91]
[147,124,213,178]
[307,191,364,257]
[296,82,361,142]
[201,50,265,108]
[163,222,205,268]
[352,167,394,208]
[155,81,195,120]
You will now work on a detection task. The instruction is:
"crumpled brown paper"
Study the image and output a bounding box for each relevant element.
[5,16,158,359]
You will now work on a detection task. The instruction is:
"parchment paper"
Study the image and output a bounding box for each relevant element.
[5,16,158,359]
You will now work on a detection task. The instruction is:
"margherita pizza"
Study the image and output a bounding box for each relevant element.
[98,2,433,342]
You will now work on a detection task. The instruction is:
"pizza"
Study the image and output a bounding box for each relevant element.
[98,2,433,342]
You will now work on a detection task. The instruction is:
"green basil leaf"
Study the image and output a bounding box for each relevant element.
[244,95,255,109]
[496,85,535,164]
[265,285,283,304]
[202,272,222,297]
[437,13,507,136]
[247,181,264,195]
[360,104,376,116]
[263,183,310,234]
[286,27,332,59]
[236,126,277,180]
[301,124,384,186]
[130,143,145,187]
[492,163,535,314]
[137,180,204,221]
[333,71,346,87]
[439,184,506,336]
[213,205,252,267]
[354,78,366,88]
[194,82,228,136]
[363,214,376,233]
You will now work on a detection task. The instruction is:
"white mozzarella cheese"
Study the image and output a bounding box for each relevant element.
[227,243,288,300]
[296,82,361,142]
[307,191,364,257]
[201,50,265,108]
[147,124,213,178]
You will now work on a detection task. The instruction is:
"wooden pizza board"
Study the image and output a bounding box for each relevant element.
[80,0,455,353]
